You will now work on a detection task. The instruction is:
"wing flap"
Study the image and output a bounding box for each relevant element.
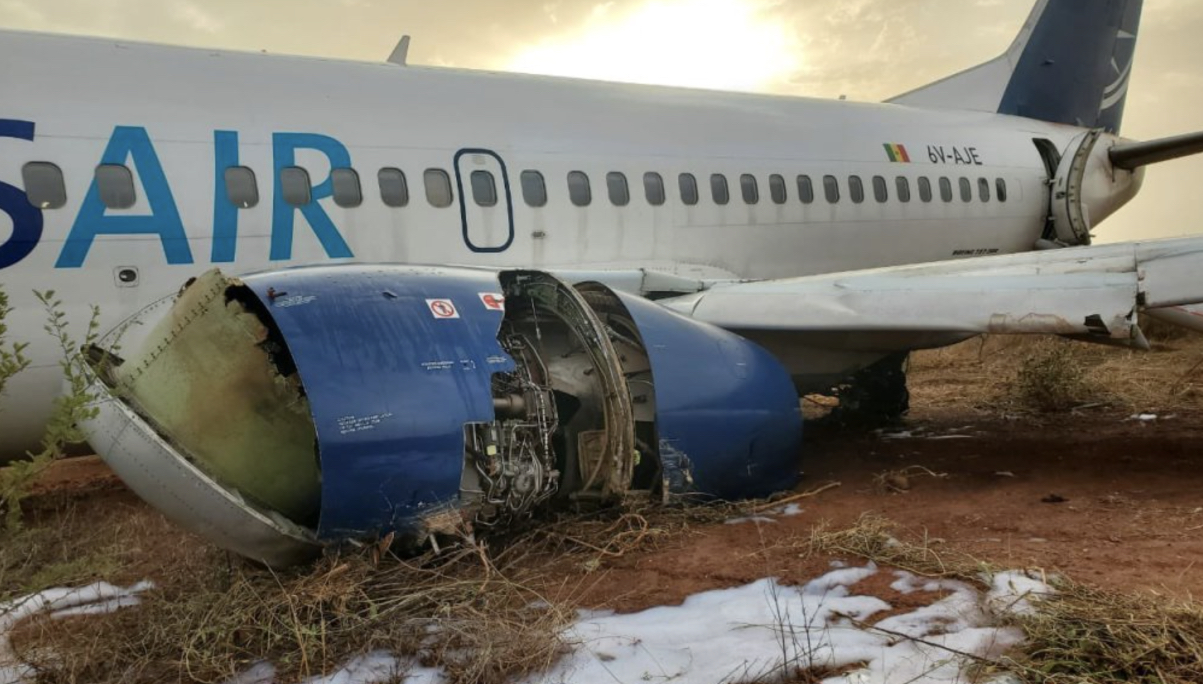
[664,236,1203,343]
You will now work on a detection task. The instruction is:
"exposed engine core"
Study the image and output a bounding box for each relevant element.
[81,266,802,567]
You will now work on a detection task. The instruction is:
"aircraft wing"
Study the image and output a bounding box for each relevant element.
[660,236,1203,346]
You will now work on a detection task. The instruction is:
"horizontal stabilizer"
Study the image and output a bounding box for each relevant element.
[1109,131,1203,170]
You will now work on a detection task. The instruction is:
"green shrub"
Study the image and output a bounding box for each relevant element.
[1013,339,1097,412]
[0,290,102,530]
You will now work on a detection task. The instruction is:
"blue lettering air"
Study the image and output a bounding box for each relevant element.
[57,126,194,268]
[271,133,354,261]
[0,120,43,270]
[211,130,240,263]
[0,124,358,270]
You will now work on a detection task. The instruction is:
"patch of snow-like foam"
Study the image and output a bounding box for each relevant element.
[300,652,444,684]
[534,564,1046,684]
[1,581,154,684]
[778,503,805,516]
[724,515,777,525]
[985,571,1053,616]
[889,570,946,595]
[534,575,891,684]
[802,562,878,597]
[225,655,445,684]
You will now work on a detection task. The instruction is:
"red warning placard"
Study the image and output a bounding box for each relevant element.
[426,298,459,319]
[478,292,505,311]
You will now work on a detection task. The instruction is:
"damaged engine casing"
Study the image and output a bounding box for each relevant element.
[81,266,802,567]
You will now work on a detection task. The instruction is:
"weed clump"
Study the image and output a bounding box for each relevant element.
[1012,340,1099,412]
[0,291,103,530]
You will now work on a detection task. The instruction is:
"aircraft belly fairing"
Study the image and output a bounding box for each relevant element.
[81,266,802,567]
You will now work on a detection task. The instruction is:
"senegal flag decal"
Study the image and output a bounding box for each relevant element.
[884,143,911,163]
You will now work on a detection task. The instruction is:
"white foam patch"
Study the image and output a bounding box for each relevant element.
[5,567,1053,684]
[223,654,445,684]
[533,566,1051,684]
[724,515,777,525]
[984,571,1053,617]
[889,570,946,595]
[300,652,444,684]
[1,580,154,684]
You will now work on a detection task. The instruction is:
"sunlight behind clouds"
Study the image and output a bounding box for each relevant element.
[508,0,803,92]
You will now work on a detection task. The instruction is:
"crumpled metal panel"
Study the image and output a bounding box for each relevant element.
[82,380,320,568]
[240,265,514,540]
[611,291,802,500]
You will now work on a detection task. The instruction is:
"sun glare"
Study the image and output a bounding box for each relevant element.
[507,0,803,92]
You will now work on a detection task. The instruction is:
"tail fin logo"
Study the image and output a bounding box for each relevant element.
[1100,29,1138,114]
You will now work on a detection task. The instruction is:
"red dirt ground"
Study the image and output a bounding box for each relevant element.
[19,405,1202,614]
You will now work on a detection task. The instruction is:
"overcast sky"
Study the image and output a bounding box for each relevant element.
[2,0,1201,242]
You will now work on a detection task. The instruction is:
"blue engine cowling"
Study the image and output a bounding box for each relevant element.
[83,265,802,565]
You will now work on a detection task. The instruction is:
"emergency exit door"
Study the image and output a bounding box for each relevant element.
[454,149,515,253]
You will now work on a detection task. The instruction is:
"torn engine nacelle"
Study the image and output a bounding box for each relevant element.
[80,266,801,567]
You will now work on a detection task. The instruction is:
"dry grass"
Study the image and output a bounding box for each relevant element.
[7,502,735,684]
[909,331,1203,416]
[809,515,1203,684]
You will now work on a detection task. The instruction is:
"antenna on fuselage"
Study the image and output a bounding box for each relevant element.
[387,35,411,66]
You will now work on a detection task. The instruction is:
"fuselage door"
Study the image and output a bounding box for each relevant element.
[454,149,515,253]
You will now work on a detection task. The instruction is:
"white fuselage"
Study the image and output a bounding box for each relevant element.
[0,30,1107,456]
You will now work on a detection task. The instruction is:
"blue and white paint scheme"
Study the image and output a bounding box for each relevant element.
[4,0,1203,545]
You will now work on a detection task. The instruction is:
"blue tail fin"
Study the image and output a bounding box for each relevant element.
[889,0,1143,134]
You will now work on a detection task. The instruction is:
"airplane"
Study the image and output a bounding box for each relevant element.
[3,0,1203,565]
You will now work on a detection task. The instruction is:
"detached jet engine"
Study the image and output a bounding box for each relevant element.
[80,266,802,567]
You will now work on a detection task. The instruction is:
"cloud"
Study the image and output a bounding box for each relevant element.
[171,0,223,34]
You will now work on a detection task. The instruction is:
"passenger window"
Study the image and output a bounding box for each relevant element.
[22,162,67,209]
[872,175,888,203]
[424,168,453,208]
[797,175,815,204]
[471,170,498,207]
[567,171,591,207]
[895,176,911,203]
[848,175,864,204]
[918,177,933,203]
[711,174,729,205]
[378,167,409,207]
[644,172,666,206]
[939,177,953,203]
[607,172,630,206]
[959,177,973,202]
[769,174,786,204]
[222,166,259,209]
[96,164,136,209]
[521,170,547,207]
[740,174,759,204]
[331,168,363,208]
[978,177,991,202]
[823,175,840,204]
[280,167,312,207]
[996,178,1008,203]
[679,173,699,206]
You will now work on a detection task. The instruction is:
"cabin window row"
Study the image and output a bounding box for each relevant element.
[17,162,1010,212]
[550,172,1008,208]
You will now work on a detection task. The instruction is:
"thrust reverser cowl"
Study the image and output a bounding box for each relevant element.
[81,266,802,567]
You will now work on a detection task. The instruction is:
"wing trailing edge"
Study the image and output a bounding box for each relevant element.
[664,236,1203,348]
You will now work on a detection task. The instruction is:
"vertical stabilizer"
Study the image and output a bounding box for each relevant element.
[888,0,1143,133]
